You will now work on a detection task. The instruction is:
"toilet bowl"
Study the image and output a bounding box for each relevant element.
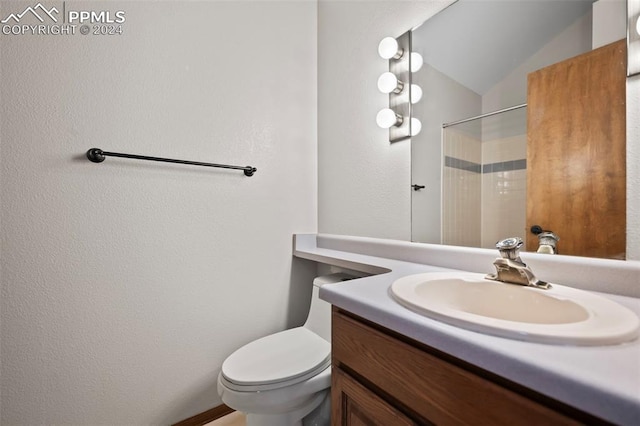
[217,273,355,426]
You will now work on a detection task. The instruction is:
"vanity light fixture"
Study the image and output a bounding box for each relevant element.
[410,52,424,72]
[377,72,405,94]
[378,36,404,60]
[377,32,411,142]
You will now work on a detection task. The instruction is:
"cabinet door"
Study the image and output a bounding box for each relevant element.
[526,39,626,258]
[332,368,417,426]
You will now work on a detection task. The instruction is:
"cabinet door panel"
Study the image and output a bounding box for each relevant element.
[332,368,417,426]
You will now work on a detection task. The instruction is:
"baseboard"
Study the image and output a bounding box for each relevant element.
[172,404,235,426]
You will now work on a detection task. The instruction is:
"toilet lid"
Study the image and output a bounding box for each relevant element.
[221,327,331,391]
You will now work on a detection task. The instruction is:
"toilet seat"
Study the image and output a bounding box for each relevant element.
[220,327,331,392]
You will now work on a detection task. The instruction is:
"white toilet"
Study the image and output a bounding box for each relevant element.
[217,273,355,426]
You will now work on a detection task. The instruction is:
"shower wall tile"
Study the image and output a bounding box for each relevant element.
[444,128,482,163]
[481,169,527,248]
[480,133,527,248]
[482,134,527,164]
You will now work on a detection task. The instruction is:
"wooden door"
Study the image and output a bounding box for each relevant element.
[526,40,626,258]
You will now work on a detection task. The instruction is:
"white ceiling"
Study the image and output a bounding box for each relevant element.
[412,0,595,94]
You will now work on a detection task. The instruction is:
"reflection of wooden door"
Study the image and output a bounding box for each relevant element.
[526,40,626,259]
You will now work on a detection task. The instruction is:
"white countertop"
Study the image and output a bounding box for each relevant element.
[294,234,640,425]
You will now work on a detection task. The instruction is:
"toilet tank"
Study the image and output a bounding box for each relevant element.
[303,273,357,342]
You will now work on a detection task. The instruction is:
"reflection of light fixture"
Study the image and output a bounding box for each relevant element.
[410,52,423,72]
[411,118,422,136]
[377,72,404,94]
[637,15,640,36]
[378,36,404,60]
[376,108,403,128]
[410,84,422,104]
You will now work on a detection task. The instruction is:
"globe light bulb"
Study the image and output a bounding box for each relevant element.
[410,84,423,104]
[636,16,640,36]
[378,37,402,60]
[411,118,422,136]
[377,72,403,94]
[376,108,402,129]
[410,52,424,72]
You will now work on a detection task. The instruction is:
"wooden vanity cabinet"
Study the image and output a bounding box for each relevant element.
[331,308,606,425]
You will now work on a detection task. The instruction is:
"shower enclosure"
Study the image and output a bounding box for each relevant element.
[441,105,527,249]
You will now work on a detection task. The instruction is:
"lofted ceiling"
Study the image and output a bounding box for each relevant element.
[412,0,595,95]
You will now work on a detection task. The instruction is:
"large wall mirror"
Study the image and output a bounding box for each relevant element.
[410,0,628,259]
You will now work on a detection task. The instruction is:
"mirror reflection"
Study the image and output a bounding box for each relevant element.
[410,0,627,259]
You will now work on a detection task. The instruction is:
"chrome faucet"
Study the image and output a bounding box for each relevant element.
[536,231,560,254]
[485,237,550,289]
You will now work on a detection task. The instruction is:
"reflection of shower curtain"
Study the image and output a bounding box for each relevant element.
[442,109,527,249]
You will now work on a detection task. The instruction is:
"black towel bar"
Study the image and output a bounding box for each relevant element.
[86,148,256,177]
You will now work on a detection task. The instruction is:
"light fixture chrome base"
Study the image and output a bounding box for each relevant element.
[389,31,411,143]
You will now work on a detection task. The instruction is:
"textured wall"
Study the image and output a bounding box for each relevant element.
[0,1,317,423]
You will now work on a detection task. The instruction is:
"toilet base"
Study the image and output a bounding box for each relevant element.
[302,390,331,426]
[244,390,329,426]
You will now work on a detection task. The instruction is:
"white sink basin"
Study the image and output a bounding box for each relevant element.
[391,272,640,345]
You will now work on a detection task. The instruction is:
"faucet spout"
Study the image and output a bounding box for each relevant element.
[485,237,550,289]
[536,231,560,254]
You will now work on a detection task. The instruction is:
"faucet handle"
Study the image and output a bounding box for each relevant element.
[495,237,524,261]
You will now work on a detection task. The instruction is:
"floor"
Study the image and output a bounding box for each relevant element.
[205,411,246,426]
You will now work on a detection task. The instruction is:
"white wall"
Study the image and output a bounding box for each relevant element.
[592,0,626,48]
[0,1,317,424]
[318,0,452,241]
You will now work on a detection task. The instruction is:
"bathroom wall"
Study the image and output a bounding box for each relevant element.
[0,1,317,424]
[592,0,626,49]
